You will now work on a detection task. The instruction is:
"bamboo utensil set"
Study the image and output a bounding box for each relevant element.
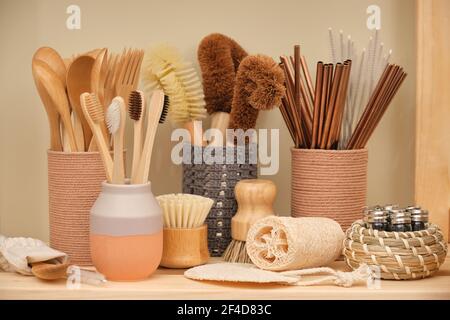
[279,40,406,150]
[33,47,144,153]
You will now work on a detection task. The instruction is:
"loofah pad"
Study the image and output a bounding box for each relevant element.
[246,216,344,271]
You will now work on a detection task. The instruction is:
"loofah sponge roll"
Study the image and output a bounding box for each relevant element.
[228,55,286,131]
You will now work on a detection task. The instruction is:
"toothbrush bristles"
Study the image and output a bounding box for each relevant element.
[84,93,104,123]
[159,94,169,124]
[128,91,143,121]
[106,100,121,134]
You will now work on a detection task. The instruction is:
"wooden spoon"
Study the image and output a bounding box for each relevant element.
[33,60,78,151]
[32,60,62,151]
[91,48,107,105]
[31,262,70,280]
[33,47,67,87]
[67,55,96,150]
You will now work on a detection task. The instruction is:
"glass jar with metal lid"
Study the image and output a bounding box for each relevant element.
[364,208,389,231]
[409,209,429,231]
[390,209,412,232]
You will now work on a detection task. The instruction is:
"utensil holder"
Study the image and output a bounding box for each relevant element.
[291,148,368,231]
[90,181,163,281]
[161,225,209,268]
[182,143,258,256]
[48,150,106,266]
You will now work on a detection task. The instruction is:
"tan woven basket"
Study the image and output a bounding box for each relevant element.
[344,220,448,280]
[48,151,106,266]
[291,148,368,231]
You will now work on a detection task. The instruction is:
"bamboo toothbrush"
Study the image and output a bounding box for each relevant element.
[80,92,113,182]
[106,97,126,184]
[128,90,146,180]
[133,90,168,184]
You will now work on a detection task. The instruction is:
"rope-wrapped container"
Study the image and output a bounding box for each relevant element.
[291,148,368,231]
[48,151,106,266]
[344,220,448,280]
[182,144,257,256]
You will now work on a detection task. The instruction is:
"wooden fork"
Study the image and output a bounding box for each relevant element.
[115,48,144,106]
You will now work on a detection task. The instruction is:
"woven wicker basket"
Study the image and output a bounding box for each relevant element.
[344,220,448,280]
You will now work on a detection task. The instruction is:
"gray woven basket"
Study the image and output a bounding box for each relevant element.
[182,144,257,256]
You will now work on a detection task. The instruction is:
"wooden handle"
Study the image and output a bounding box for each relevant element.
[160,225,209,268]
[184,120,205,146]
[208,112,230,146]
[232,179,277,241]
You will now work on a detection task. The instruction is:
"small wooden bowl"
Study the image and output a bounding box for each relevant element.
[160,224,209,268]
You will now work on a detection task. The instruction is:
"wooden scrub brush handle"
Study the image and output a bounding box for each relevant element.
[232,179,277,241]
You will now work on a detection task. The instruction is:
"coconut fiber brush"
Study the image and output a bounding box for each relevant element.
[228,55,285,132]
[198,33,248,144]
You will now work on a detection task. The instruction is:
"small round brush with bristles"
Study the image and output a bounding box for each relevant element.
[80,92,113,182]
[128,90,145,181]
[106,96,126,184]
[156,193,213,268]
[223,179,277,264]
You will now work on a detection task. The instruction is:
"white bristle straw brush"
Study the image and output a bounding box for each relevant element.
[80,93,113,182]
[106,97,126,184]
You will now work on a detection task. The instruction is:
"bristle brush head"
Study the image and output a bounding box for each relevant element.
[106,99,121,134]
[159,94,169,124]
[84,93,104,123]
[128,90,143,121]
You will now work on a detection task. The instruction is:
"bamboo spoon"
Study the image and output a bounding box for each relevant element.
[33,47,67,87]
[32,60,62,151]
[33,60,78,152]
[80,93,113,181]
[106,97,126,184]
[31,262,106,284]
[91,48,107,105]
[67,55,96,150]
[133,90,165,184]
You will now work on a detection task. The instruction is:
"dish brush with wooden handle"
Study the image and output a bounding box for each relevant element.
[141,44,206,146]
[198,33,248,146]
[157,193,214,268]
[228,55,285,132]
[223,179,277,263]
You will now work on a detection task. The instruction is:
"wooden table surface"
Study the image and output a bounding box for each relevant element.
[1,256,449,300]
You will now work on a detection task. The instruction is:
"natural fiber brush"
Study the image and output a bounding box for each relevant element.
[141,44,206,125]
[228,55,286,131]
[157,194,214,228]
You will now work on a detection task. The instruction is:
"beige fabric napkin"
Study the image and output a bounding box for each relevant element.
[0,235,68,275]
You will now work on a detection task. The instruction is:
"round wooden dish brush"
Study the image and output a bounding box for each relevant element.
[157,193,214,268]
[223,179,277,263]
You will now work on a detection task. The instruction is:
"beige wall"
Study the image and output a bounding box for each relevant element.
[0,0,416,241]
